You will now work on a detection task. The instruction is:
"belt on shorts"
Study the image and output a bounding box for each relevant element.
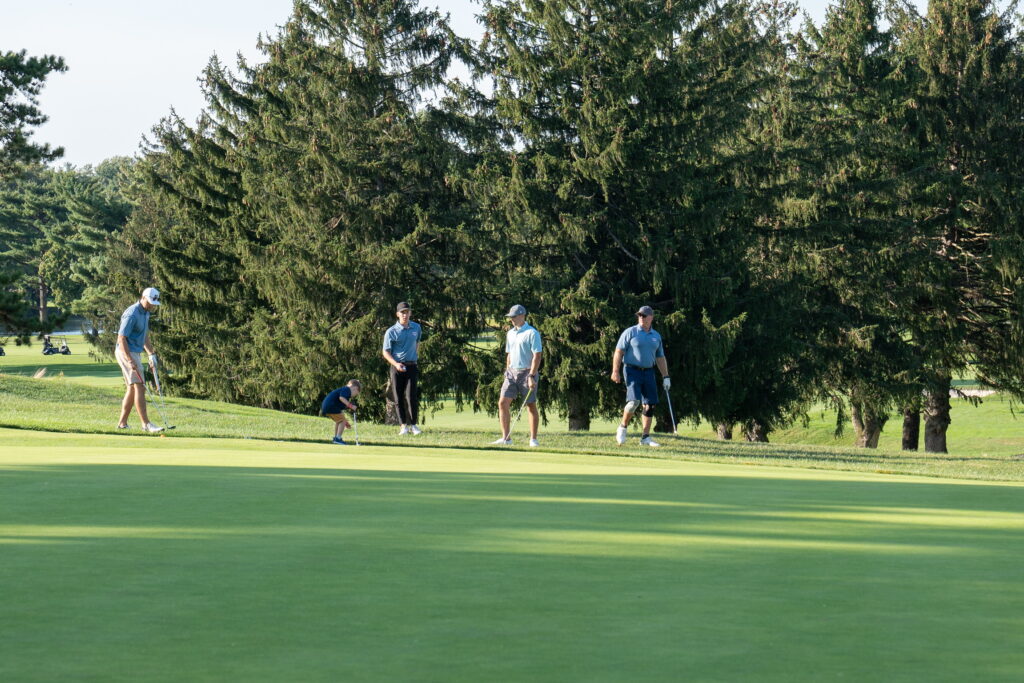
[401,361,417,366]
[625,364,653,370]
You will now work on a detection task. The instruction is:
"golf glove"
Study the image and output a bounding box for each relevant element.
[662,377,671,389]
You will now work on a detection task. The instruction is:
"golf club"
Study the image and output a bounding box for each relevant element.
[663,383,677,435]
[351,407,360,446]
[150,362,176,430]
[505,386,535,441]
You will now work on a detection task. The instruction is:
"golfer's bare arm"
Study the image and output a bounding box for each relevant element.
[656,356,668,378]
[529,352,541,377]
[143,334,155,358]
[611,348,624,381]
[382,349,403,369]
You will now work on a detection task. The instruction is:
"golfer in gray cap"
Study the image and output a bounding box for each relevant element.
[383,301,423,435]
[491,304,542,446]
[611,305,670,447]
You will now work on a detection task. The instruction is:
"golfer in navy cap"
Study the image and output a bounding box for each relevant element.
[611,305,670,447]
[491,304,542,447]
[383,301,423,435]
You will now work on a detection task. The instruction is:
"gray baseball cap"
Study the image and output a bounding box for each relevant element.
[636,305,654,317]
[395,301,411,312]
[505,304,527,318]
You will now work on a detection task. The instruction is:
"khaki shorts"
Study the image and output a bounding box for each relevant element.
[500,368,538,404]
[324,413,351,426]
[115,347,145,386]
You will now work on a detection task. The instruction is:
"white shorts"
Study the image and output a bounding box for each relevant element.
[115,347,145,386]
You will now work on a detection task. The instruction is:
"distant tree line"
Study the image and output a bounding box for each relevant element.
[3,0,1023,454]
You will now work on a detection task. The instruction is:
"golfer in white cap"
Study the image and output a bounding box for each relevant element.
[115,287,164,433]
[491,304,543,447]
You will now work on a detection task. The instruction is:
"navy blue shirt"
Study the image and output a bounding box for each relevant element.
[117,302,150,353]
[616,324,665,368]
[383,321,421,363]
[321,386,354,415]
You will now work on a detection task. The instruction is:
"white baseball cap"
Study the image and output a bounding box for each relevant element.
[142,287,161,306]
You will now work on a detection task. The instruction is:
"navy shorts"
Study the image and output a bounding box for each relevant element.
[624,366,659,405]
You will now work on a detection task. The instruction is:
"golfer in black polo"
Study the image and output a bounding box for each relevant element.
[382,301,423,435]
[611,305,670,447]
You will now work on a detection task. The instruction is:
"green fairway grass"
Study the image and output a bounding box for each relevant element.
[0,336,124,387]
[4,344,1024,680]
[1,428,1023,681]
[3,340,1024,480]
[3,371,1024,480]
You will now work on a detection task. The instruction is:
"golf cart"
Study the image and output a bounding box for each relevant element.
[41,334,71,355]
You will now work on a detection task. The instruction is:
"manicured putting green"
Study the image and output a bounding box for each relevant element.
[1,428,1022,681]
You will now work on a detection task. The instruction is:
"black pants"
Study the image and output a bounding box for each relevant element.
[390,363,419,425]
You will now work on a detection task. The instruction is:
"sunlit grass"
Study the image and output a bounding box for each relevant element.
[1,428,1023,681]
[3,341,1024,480]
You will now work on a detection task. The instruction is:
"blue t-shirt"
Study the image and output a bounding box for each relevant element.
[506,322,542,370]
[616,324,665,368]
[117,302,150,353]
[383,321,421,363]
[321,386,353,415]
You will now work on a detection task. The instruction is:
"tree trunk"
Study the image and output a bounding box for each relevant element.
[743,420,769,443]
[38,278,48,322]
[851,403,865,444]
[902,407,920,451]
[716,422,733,440]
[567,389,590,431]
[858,414,883,448]
[851,402,884,448]
[923,374,951,453]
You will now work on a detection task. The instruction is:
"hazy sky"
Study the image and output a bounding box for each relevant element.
[6,0,872,168]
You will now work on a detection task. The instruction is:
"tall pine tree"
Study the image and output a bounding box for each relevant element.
[469,0,767,430]
[889,0,1024,452]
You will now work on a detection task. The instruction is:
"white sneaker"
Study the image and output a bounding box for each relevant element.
[529,438,539,448]
[398,425,409,435]
[640,435,660,448]
[489,437,512,446]
[615,425,628,445]
[143,422,164,433]
[409,425,422,435]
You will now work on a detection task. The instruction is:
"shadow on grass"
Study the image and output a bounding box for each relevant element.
[2,463,1023,681]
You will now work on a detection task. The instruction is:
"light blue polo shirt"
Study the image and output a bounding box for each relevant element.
[506,322,542,370]
[616,324,664,368]
[117,302,150,353]
[383,321,421,363]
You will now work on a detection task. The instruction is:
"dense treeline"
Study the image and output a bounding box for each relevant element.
[4,0,1024,454]
[0,48,66,334]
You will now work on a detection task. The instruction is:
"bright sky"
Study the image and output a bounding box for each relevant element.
[5,0,871,168]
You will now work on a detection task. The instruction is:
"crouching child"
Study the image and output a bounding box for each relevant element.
[321,379,362,445]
